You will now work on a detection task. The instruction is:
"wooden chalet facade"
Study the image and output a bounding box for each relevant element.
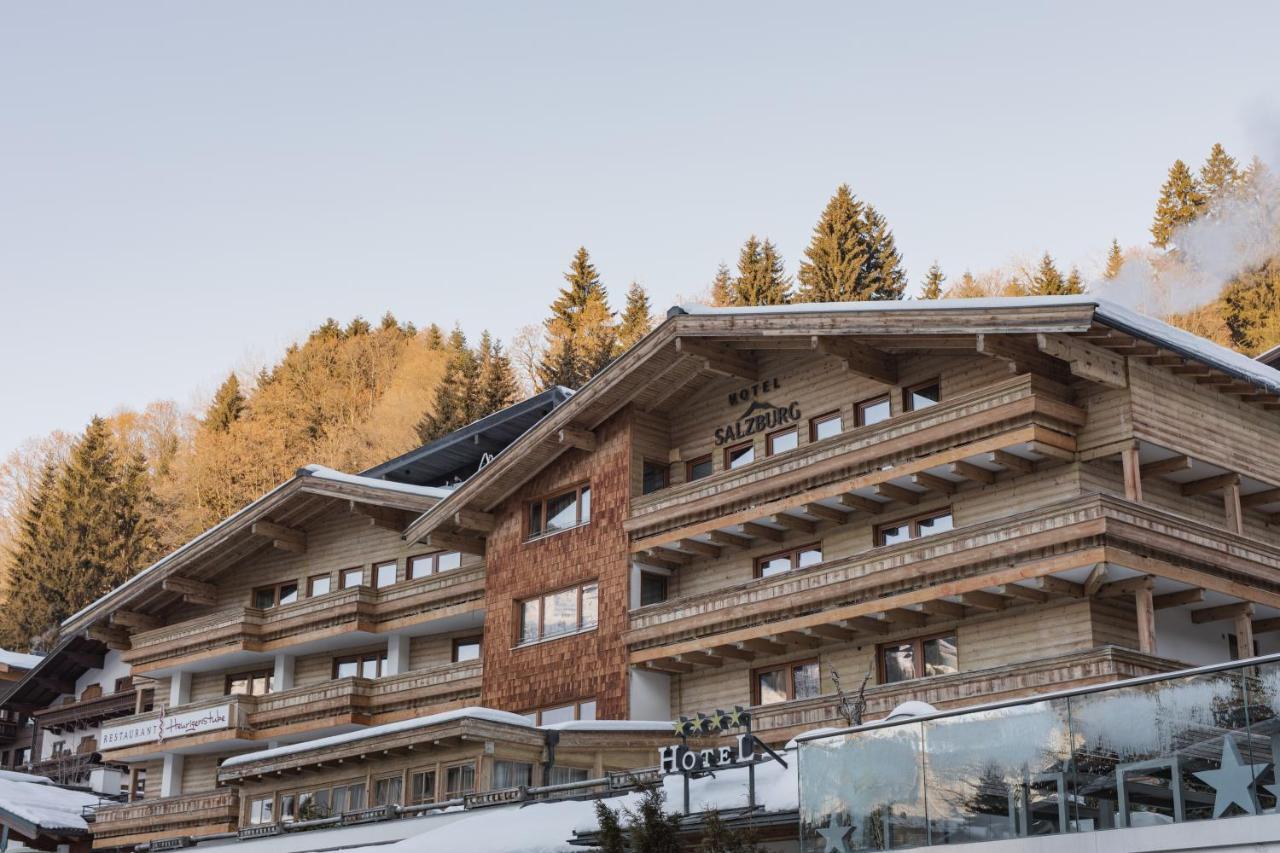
[4,298,1280,850]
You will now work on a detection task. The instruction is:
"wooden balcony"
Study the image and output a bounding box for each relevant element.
[122,564,485,672]
[746,646,1182,745]
[627,373,1085,547]
[24,752,120,786]
[33,688,138,734]
[100,662,481,759]
[627,493,1280,666]
[92,789,239,848]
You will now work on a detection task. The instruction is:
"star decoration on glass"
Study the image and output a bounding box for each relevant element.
[1193,735,1272,818]
[815,818,854,853]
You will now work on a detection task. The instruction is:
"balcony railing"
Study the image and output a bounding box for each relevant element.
[798,650,1280,849]
[93,789,239,843]
[627,374,1084,538]
[99,661,482,755]
[33,688,139,734]
[122,564,485,670]
[23,752,120,786]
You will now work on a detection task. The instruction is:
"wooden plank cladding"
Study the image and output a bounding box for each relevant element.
[122,566,485,672]
[92,789,239,847]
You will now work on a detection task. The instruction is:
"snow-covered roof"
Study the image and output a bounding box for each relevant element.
[674,296,1280,395]
[539,719,673,732]
[300,465,456,499]
[0,648,43,670]
[0,770,98,839]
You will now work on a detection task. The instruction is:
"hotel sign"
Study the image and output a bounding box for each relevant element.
[713,378,802,446]
[101,704,233,749]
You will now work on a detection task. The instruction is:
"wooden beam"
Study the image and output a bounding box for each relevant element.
[84,624,130,650]
[810,336,898,384]
[803,502,849,523]
[1135,586,1157,655]
[949,461,996,485]
[977,333,1071,381]
[251,520,307,553]
[842,616,890,635]
[739,638,789,655]
[1121,444,1143,502]
[677,652,724,668]
[708,530,754,550]
[1181,472,1240,497]
[807,623,859,641]
[911,472,957,495]
[1109,343,1159,357]
[1235,608,1255,659]
[1000,583,1048,603]
[875,482,921,505]
[1242,488,1280,508]
[769,514,816,534]
[1196,374,1234,386]
[1096,575,1154,599]
[712,644,757,661]
[1035,576,1085,598]
[161,576,217,606]
[62,650,105,669]
[772,631,822,649]
[918,599,967,619]
[1224,478,1244,535]
[1190,602,1254,624]
[1153,588,1205,610]
[1083,564,1110,597]
[883,608,929,627]
[989,450,1034,474]
[838,493,886,514]
[1171,364,1212,377]
[1251,617,1280,635]
[1028,441,1075,462]
[1140,455,1192,477]
[645,659,694,674]
[739,522,784,543]
[1036,333,1127,388]
[634,552,682,571]
[38,677,75,696]
[645,548,690,566]
[110,610,159,631]
[676,539,722,559]
[424,530,486,556]
[674,338,758,381]
[453,509,496,533]
[558,426,597,453]
[351,502,411,532]
[960,590,1009,611]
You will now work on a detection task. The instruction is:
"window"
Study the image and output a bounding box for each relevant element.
[904,379,941,412]
[226,669,274,696]
[333,651,389,679]
[452,636,482,662]
[51,740,67,757]
[14,747,30,767]
[493,760,533,789]
[686,454,713,481]
[528,484,591,538]
[374,775,403,806]
[308,574,331,597]
[519,582,598,643]
[340,567,364,589]
[810,411,842,442]
[753,659,820,705]
[409,551,462,579]
[526,699,597,725]
[754,544,823,579]
[856,394,892,427]
[279,794,296,823]
[374,560,398,588]
[724,441,754,470]
[767,427,799,456]
[410,769,437,805]
[548,766,590,785]
[879,634,959,683]
[249,796,274,825]
[639,571,668,606]
[113,676,132,693]
[331,781,366,813]
[253,581,299,609]
[642,460,669,495]
[876,510,954,546]
[445,762,476,798]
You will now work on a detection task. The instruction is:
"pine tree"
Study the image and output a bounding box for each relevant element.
[1064,266,1085,295]
[797,184,868,302]
[537,247,617,390]
[475,332,519,417]
[1200,142,1242,201]
[617,282,653,351]
[593,800,626,853]
[1031,252,1067,296]
[859,204,908,300]
[1104,239,1124,280]
[710,263,734,306]
[1151,159,1206,248]
[204,373,245,433]
[920,262,945,299]
[624,786,682,853]
[697,809,763,853]
[1223,258,1280,355]
[425,324,445,349]
[733,236,791,305]
[415,328,480,441]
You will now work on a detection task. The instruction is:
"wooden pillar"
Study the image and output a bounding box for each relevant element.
[1135,586,1157,655]
[1234,604,1256,659]
[1224,478,1244,535]
[1121,444,1143,502]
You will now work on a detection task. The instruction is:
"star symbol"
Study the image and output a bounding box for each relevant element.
[1193,735,1272,818]
[695,712,712,735]
[709,709,728,731]
[816,820,853,853]
[725,708,743,728]
[672,717,690,737]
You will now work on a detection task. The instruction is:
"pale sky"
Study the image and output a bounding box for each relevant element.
[2,1,1279,458]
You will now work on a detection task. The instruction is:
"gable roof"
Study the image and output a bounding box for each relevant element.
[403,297,1280,544]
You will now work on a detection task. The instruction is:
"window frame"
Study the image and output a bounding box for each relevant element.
[527,482,592,540]
[855,394,892,427]
[723,440,754,470]
[340,567,364,589]
[332,650,390,680]
[225,668,274,697]
[638,570,669,606]
[517,581,599,645]
[766,426,800,456]
[641,459,670,495]
[374,560,399,589]
[252,580,299,609]
[307,573,332,597]
[523,698,597,725]
[685,454,713,482]
[753,543,823,579]
[444,760,477,798]
[408,550,462,580]
[808,410,842,442]
[409,768,438,806]
[751,658,820,705]
[877,631,959,684]
[903,378,941,413]
[373,773,404,807]
[451,636,482,663]
[874,508,954,547]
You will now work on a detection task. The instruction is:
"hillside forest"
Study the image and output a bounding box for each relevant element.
[2,142,1277,650]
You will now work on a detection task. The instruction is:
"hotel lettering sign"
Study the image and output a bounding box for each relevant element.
[101,704,232,749]
[714,378,801,446]
[659,733,756,774]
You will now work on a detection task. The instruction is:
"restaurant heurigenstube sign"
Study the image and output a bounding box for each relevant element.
[100,704,233,748]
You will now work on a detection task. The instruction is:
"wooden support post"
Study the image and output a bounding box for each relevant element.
[1235,605,1256,660]
[1224,478,1244,536]
[1121,444,1143,502]
[1135,585,1157,656]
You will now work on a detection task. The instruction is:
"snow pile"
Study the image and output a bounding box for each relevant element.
[540,719,673,732]
[0,648,44,670]
[300,465,456,499]
[0,771,98,834]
